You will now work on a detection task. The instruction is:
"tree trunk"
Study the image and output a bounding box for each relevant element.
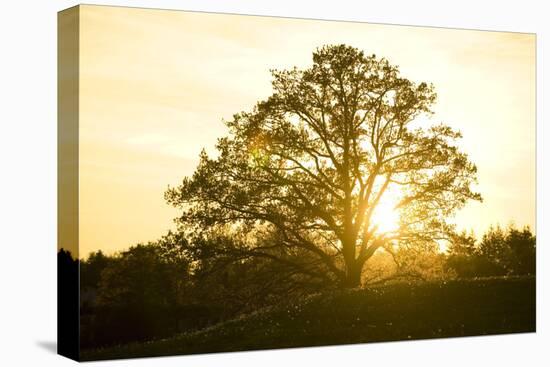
[343,261,362,288]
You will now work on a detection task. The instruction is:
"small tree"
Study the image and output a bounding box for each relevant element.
[506,226,536,275]
[167,44,481,288]
[81,250,112,290]
[478,225,535,276]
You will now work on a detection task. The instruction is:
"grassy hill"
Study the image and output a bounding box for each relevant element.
[81,276,535,361]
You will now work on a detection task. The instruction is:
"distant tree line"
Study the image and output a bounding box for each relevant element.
[77,231,331,348]
[62,223,534,349]
[445,225,536,278]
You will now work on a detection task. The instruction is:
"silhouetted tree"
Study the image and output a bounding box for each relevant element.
[188,229,335,316]
[478,225,535,276]
[446,230,482,278]
[80,250,112,290]
[506,226,536,275]
[85,233,192,346]
[166,44,481,288]
[478,225,509,274]
[446,225,535,278]
[448,230,477,257]
[81,231,329,348]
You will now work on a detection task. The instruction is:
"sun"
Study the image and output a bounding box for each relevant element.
[371,195,400,235]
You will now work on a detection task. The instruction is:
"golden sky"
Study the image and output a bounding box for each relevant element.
[76,5,535,257]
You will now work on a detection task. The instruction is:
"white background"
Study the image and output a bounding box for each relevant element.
[0,0,547,366]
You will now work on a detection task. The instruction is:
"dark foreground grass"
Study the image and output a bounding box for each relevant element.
[82,276,535,361]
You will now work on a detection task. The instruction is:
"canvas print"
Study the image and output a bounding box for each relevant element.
[58,5,536,361]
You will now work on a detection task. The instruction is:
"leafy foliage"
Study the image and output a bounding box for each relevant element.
[166,44,481,287]
[446,225,536,277]
[80,233,194,347]
[77,224,535,350]
[79,231,329,348]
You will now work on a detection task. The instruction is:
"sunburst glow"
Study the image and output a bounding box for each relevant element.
[371,195,401,235]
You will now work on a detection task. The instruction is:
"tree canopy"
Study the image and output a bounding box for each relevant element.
[166,44,482,287]
[446,225,535,278]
